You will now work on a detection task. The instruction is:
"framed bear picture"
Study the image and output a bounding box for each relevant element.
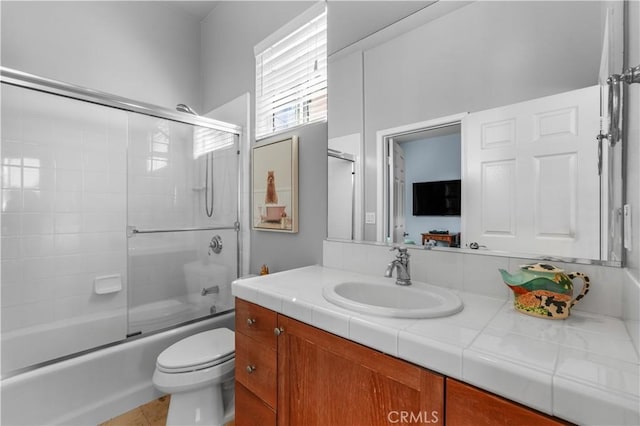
[252,136,298,233]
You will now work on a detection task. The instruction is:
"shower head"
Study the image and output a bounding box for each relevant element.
[176,103,198,115]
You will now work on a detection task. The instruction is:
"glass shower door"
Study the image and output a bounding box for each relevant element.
[126,114,239,336]
[0,84,129,374]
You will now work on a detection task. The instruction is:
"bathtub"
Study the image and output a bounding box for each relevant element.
[0,311,235,426]
[129,293,232,335]
[1,309,127,375]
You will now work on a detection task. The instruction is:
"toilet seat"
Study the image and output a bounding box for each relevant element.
[157,328,234,374]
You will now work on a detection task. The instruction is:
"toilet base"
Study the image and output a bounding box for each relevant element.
[166,385,227,426]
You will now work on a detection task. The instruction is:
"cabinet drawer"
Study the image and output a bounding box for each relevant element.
[235,299,277,349]
[236,333,277,408]
[235,382,276,426]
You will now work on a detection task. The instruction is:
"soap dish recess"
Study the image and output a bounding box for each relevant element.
[94,274,122,294]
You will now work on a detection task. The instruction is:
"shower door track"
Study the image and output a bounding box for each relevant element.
[0,67,242,134]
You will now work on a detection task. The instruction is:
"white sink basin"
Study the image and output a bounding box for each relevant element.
[322,280,463,319]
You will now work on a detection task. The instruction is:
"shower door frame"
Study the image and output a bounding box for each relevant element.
[0,67,240,134]
[0,67,244,373]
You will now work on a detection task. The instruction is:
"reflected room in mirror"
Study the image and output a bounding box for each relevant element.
[327,0,626,265]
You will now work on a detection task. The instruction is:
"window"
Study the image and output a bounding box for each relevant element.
[148,121,169,172]
[193,127,235,158]
[255,3,327,139]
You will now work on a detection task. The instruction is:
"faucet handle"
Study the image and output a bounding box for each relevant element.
[389,246,409,257]
[390,245,405,252]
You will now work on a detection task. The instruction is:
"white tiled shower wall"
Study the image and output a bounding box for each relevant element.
[1,86,128,371]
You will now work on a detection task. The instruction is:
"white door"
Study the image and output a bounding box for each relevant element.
[463,85,600,259]
[389,140,406,243]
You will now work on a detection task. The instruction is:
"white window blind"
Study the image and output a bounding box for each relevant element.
[193,127,236,158]
[255,3,327,139]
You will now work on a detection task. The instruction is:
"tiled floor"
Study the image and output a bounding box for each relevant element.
[99,396,235,426]
[100,395,170,426]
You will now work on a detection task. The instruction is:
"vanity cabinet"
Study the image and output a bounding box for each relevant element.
[235,300,277,425]
[235,298,568,426]
[235,299,443,425]
[276,314,444,425]
[235,382,276,425]
[445,379,570,426]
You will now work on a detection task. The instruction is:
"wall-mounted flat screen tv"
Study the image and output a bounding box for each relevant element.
[412,179,461,216]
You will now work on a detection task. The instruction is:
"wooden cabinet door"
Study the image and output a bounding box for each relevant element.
[277,315,444,426]
[446,379,569,426]
[235,382,276,426]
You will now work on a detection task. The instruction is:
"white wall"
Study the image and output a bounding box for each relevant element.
[249,122,328,273]
[200,1,314,113]
[201,1,327,274]
[1,1,202,110]
[328,51,363,139]
[401,133,461,244]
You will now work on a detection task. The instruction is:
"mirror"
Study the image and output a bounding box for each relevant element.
[327,1,625,264]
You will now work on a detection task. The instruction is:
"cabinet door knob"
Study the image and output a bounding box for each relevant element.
[246,318,256,326]
[246,365,256,374]
[274,327,284,336]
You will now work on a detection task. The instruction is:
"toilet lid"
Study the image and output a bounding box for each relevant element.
[157,328,234,373]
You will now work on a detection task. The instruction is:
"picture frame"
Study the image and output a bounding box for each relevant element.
[252,136,299,233]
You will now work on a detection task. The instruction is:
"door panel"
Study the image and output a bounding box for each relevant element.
[277,315,444,426]
[463,85,600,258]
[481,160,516,236]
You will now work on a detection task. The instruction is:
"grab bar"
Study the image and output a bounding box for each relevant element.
[128,223,239,235]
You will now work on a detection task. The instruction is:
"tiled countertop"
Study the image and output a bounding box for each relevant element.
[232,265,640,426]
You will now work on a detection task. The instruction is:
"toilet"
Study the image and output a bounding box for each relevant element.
[153,328,235,426]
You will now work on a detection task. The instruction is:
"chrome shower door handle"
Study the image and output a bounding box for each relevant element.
[606,74,622,146]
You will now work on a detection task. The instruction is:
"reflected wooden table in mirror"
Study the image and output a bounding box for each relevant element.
[421,232,460,247]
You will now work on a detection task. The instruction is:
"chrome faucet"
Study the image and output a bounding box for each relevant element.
[201,285,220,296]
[384,246,412,286]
